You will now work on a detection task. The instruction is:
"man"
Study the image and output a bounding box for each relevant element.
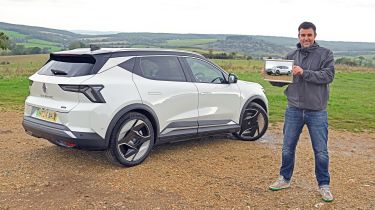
[269,22,335,202]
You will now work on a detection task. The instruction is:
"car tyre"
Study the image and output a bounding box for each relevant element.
[106,112,155,167]
[233,102,268,141]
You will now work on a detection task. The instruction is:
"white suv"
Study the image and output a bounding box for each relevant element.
[23,47,269,166]
[266,65,291,75]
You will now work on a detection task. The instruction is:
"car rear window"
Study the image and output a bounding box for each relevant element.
[38,55,96,77]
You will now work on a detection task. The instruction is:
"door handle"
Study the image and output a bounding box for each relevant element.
[148,92,161,95]
[200,92,211,95]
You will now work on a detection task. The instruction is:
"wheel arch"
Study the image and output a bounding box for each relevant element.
[239,96,268,123]
[104,103,160,147]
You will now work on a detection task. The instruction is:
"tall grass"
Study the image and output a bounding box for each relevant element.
[0,54,49,78]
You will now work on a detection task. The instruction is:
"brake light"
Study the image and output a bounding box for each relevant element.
[59,84,106,103]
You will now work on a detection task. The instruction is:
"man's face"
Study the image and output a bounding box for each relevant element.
[298,28,316,48]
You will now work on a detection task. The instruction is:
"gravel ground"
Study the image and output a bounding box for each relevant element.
[0,112,374,209]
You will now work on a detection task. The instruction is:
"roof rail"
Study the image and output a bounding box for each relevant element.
[90,44,101,51]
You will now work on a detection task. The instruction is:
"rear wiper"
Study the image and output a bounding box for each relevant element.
[51,69,67,75]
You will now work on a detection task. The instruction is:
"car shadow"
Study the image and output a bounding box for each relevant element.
[29,144,111,167]
[151,134,238,153]
[28,132,279,168]
[28,134,236,167]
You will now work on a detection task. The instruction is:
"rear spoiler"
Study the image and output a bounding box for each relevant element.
[47,53,111,75]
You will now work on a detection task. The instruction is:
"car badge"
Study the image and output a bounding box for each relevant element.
[42,83,47,94]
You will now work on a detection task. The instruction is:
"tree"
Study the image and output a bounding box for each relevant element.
[208,49,213,58]
[229,52,237,59]
[335,57,357,66]
[28,47,42,54]
[69,41,86,50]
[11,45,26,55]
[42,47,50,54]
[358,56,365,66]
[0,32,10,50]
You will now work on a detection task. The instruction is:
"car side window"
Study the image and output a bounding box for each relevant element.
[140,56,186,82]
[185,57,225,84]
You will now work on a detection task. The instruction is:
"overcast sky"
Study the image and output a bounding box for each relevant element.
[1,0,375,42]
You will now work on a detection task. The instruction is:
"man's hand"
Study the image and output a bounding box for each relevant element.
[292,65,304,75]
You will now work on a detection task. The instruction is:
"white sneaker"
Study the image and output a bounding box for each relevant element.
[269,176,290,191]
[319,185,334,202]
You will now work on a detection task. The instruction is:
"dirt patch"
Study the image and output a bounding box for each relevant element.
[0,112,374,209]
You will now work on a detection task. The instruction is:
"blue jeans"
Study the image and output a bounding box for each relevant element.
[280,106,330,186]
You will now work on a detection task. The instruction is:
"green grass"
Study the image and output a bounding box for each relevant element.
[237,71,375,132]
[327,72,375,132]
[27,39,59,45]
[0,55,374,132]
[17,39,62,51]
[0,76,29,110]
[213,60,375,132]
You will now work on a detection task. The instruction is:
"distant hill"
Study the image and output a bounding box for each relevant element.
[1,21,375,59]
[202,35,292,58]
[70,30,122,35]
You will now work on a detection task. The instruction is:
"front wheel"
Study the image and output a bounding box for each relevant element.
[106,112,155,167]
[233,102,268,141]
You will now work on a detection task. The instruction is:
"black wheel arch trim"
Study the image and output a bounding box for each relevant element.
[105,103,160,148]
[239,96,268,124]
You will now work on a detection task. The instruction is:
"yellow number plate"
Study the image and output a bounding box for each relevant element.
[36,108,57,122]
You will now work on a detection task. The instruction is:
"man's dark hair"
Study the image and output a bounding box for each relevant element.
[298,22,316,34]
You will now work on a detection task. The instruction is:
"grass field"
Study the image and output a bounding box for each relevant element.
[0,29,26,38]
[0,54,374,132]
[20,39,62,51]
[1,29,62,51]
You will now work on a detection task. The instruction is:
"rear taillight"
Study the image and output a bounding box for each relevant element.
[28,79,33,95]
[59,84,106,103]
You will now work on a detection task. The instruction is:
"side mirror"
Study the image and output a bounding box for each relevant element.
[228,73,238,84]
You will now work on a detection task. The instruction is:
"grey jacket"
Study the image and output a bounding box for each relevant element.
[275,42,335,110]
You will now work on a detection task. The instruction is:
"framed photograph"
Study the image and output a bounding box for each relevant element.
[263,59,294,83]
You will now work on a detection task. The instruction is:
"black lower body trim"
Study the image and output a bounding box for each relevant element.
[157,124,240,144]
[22,116,107,150]
[198,124,240,134]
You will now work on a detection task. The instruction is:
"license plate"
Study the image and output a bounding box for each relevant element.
[36,108,57,122]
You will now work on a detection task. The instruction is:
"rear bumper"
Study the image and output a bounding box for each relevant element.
[22,116,107,150]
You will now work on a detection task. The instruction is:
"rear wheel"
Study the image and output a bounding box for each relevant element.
[233,102,268,141]
[106,112,155,167]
